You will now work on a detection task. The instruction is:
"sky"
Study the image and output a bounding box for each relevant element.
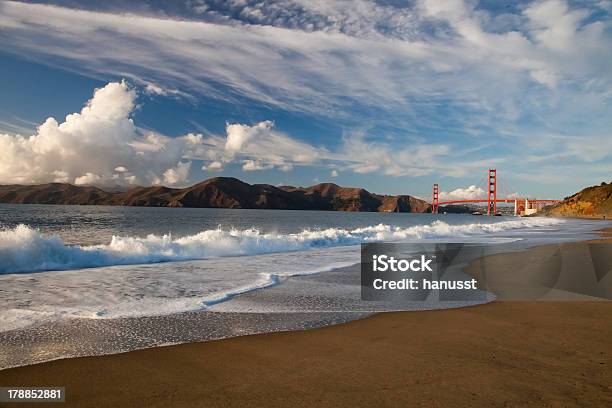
[0,0,610,200]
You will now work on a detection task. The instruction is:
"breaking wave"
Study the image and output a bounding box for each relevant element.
[0,218,564,274]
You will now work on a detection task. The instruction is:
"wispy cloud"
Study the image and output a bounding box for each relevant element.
[196,119,478,177]
[0,0,609,119]
[0,0,610,191]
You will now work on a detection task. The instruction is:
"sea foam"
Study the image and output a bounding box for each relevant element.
[0,218,564,274]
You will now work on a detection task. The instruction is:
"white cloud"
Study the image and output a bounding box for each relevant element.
[439,185,486,201]
[337,134,452,177]
[0,80,481,188]
[524,0,588,51]
[0,81,198,186]
[202,161,224,172]
[529,69,558,88]
[226,121,323,166]
[51,170,69,183]
[161,161,191,185]
[144,83,176,96]
[225,120,274,152]
[199,120,328,172]
[194,120,468,177]
[0,0,609,188]
[242,160,273,171]
[144,83,169,96]
[0,0,609,118]
[563,136,612,162]
[74,172,102,186]
[438,185,522,201]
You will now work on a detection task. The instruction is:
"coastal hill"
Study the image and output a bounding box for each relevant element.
[542,182,612,218]
[0,177,430,213]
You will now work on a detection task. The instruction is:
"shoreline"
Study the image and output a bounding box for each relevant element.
[0,229,610,406]
[539,214,611,220]
[1,304,609,407]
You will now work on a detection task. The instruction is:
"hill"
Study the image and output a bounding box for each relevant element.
[542,182,612,218]
[0,178,430,213]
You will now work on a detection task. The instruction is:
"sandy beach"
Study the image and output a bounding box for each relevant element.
[1,230,611,407]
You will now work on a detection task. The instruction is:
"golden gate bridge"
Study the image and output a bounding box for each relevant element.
[431,169,560,216]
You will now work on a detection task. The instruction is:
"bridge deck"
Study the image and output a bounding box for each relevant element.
[436,199,559,205]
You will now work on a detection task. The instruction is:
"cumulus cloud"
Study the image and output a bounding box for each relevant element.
[438,185,521,201]
[0,81,198,186]
[74,173,102,186]
[198,120,329,172]
[160,161,191,185]
[202,161,224,172]
[225,120,274,152]
[439,185,487,201]
[0,81,476,188]
[225,121,323,167]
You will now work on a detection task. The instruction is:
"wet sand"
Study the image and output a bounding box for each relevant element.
[1,231,611,407]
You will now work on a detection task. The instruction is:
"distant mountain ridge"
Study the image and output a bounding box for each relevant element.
[0,177,430,213]
[542,182,612,218]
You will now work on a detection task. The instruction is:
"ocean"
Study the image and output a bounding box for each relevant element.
[0,204,606,368]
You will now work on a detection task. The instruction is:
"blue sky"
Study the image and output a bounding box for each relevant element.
[0,0,610,200]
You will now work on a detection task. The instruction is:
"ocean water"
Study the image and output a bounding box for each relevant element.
[0,204,607,368]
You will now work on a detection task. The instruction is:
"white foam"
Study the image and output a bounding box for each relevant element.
[199,260,357,308]
[0,218,565,274]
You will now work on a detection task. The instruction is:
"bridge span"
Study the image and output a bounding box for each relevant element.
[431,169,560,216]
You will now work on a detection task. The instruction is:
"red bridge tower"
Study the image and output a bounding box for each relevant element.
[487,169,497,215]
[432,183,439,214]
